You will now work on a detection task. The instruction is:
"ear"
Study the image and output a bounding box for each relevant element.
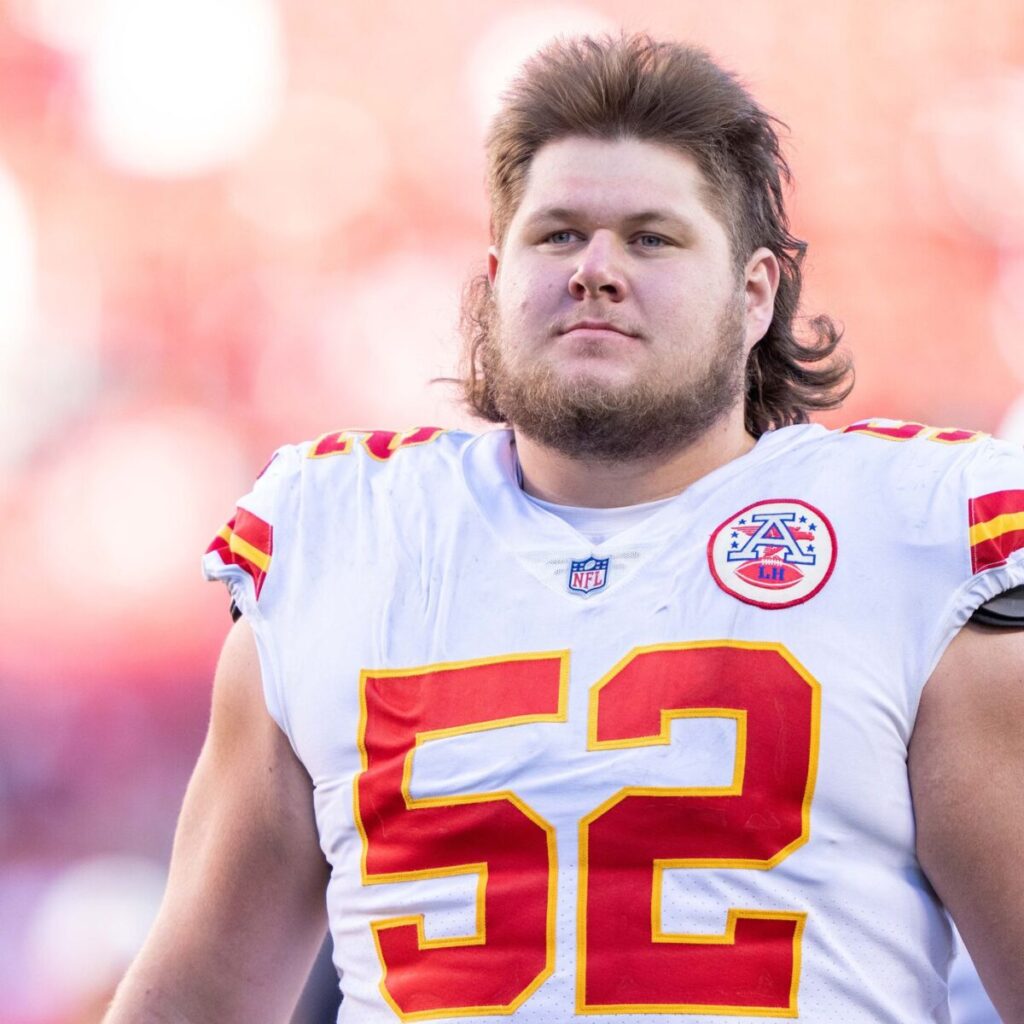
[743,247,781,351]
[487,246,500,287]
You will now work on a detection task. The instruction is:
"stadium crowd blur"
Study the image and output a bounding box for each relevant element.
[2,2,1023,1021]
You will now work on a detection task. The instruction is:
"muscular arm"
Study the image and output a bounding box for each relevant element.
[909,622,1024,1019]
[104,620,331,1024]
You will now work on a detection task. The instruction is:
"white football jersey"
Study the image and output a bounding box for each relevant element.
[203,419,1024,1022]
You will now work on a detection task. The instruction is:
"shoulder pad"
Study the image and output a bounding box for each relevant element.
[970,586,1024,628]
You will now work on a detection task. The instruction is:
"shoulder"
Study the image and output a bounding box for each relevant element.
[256,426,473,484]
[811,416,1024,505]
[304,426,467,466]
[760,417,997,483]
[820,416,991,465]
[228,426,475,511]
[770,417,1007,525]
[203,426,479,598]
[298,425,475,491]
[820,417,1024,615]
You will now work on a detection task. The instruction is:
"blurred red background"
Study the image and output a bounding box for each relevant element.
[3,1,1024,1020]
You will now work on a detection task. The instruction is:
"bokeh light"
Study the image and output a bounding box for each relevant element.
[229,93,392,241]
[24,855,166,1015]
[0,161,38,458]
[915,70,1024,245]
[309,252,469,427]
[82,0,285,177]
[32,408,244,604]
[9,0,104,53]
[466,6,618,131]
[997,391,1024,443]
[992,251,1024,386]
[0,406,249,688]
[0,159,36,385]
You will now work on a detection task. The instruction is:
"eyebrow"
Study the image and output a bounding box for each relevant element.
[522,206,697,234]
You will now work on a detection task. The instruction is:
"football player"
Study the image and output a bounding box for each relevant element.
[105,33,1024,1022]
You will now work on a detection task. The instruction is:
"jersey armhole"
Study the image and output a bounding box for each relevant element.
[969,585,1024,628]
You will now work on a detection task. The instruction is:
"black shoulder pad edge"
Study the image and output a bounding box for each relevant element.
[970,585,1024,628]
[230,600,242,622]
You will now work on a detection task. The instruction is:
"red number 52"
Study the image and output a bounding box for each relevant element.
[355,641,820,1019]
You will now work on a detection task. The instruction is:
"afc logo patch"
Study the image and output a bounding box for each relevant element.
[707,499,837,609]
[568,555,609,595]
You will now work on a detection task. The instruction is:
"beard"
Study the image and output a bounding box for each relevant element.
[481,298,749,462]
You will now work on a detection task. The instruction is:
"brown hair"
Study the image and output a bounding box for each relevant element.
[459,32,852,436]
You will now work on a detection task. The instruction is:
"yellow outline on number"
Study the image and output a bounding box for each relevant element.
[576,639,821,1017]
[353,650,569,1021]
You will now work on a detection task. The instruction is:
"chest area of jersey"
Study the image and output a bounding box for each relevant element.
[347,637,818,1019]
[299,531,927,1021]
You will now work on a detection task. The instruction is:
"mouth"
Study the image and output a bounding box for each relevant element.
[559,319,638,339]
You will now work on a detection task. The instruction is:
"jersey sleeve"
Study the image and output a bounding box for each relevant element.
[201,443,303,730]
[962,436,1024,605]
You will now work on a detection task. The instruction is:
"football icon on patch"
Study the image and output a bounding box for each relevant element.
[707,499,837,609]
[568,555,609,595]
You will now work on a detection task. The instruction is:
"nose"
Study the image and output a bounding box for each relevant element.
[568,230,628,302]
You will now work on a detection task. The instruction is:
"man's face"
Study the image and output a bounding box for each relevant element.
[485,136,775,461]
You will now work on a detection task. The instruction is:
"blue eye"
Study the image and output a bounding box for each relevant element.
[637,234,666,247]
[547,230,576,244]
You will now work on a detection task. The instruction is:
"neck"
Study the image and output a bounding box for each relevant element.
[512,410,758,508]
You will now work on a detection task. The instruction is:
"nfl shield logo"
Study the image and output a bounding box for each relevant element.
[568,555,610,595]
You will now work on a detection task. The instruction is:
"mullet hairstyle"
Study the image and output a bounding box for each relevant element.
[458,33,852,437]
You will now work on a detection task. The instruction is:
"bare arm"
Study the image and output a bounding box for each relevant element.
[104,620,331,1024]
[909,621,1024,1019]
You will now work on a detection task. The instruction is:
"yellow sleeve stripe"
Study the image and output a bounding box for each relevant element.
[228,531,272,572]
[969,511,1024,547]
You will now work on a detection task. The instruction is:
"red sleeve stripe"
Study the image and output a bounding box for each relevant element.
[969,489,1024,526]
[205,509,274,598]
[969,490,1024,574]
[231,507,272,556]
